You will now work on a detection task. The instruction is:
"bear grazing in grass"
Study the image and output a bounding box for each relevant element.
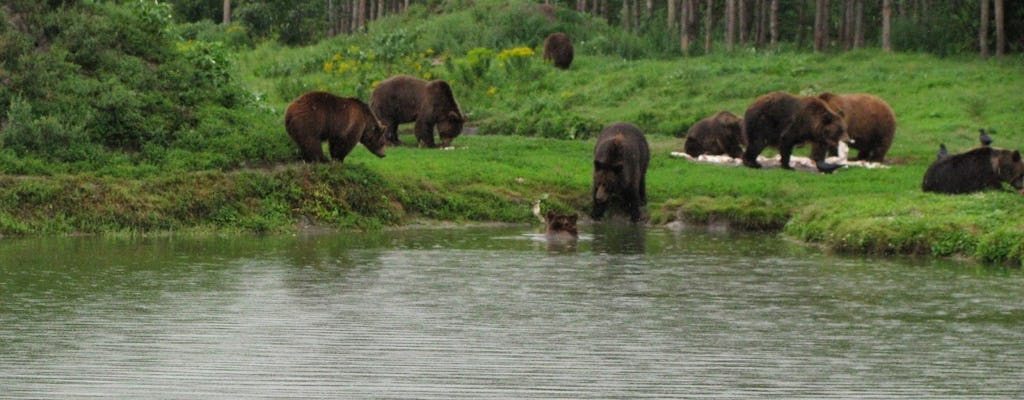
[592,122,650,222]
[922,146,1024,194]
[818,92,896,162]
[370,74,466,148]
[545,210,579,237]
[543,32,574,70]
[284,91,387,163]
[742,91,847,173]
[683,111,745,158]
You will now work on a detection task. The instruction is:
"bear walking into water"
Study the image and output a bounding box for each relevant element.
[742,91,847,173]
[369,75,466,148]
[922,146,1024,194]
[683,111,745,158]
[818,92,896,162]
[284,91,387,163]
[592,122,650,222]
[543,32,574,70]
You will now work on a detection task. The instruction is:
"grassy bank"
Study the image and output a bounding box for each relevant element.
[2,2,1023,266]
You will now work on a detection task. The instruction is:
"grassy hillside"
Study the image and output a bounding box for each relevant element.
[1,1,1023,265]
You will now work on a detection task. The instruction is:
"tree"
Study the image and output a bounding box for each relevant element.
[769,0,778,47]
[704,0,713,53]
[726,0,736,51]
[980,0,989,57]
[994,0,1005,56]
[223,0,231,24]
[882,0,892,51]
[814,0,829,52]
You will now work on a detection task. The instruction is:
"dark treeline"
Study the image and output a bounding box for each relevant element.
[169,0,1022,56]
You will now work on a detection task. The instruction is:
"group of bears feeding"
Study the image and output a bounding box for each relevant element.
[283,32,1024,238]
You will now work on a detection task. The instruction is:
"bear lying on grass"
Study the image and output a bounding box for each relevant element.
[683,111,744,158]
[370,74,466,148]
[592,122,650,223]
[742,92,847,173]
[543,32,574,70]
[284,91,387,163]
[922,146,1024,194]
[818,92,896,162]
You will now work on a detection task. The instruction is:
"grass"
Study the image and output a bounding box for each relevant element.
[2,2,1024,266]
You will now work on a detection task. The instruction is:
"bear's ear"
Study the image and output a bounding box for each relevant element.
[1014,150,1022,162]
[568,214,578,224]
[546,210,555,220]
[594,160,604,170]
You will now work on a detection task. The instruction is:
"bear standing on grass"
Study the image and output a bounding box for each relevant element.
[683,111,745,158]
[818,92,897,162]
[284,91,388,163]
[543,32,574,70]
[592,122,650,223]
[370,75,466,148]
[742,91,847,173]
[922,146,1024,194]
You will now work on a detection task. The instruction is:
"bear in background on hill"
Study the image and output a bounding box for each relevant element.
[742,91,848,173]
[683,111,745,158]
[922,146,1024,194]
[370,75,466,148]
[284,91,387,163]
[543,32,574,70]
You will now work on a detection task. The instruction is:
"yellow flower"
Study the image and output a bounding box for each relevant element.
[423,72,432,80]
[487,87,498,96]
[323,61,333,73]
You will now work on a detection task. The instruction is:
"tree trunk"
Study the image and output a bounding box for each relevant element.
[726,0,736,51]
[622,0,630,31]
[842,0,853,50]
[814,0,829,52]
[769,0,778,47]
[994,0,1005,57]
[222,0,231,24]
[980,0,990,57]
[668,0,678,29]
[738,0,747,45]
[853,0,864,48]
[680,0,690,52]
[704,0,713,53]
[882,0,892,52]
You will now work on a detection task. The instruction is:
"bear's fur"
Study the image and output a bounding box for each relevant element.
[543,32,574,70]
[818,92,896,162]
[922,146,1024,194]
[284,91,387,163]
[683,111,745,158]
[369,74,466,148]
[742,91,848,173]
[545,210,579,237]
[592,122,650,222]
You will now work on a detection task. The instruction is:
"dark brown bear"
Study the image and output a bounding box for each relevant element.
[284,91,387,163]
[545,210,579,238]
[818,92,896,162]
[369,74,466,148]
[592,122,650,222]
[922,146,1024,194]
[742,91,847,173]
[683,111,744,158]
[543,32,574,70]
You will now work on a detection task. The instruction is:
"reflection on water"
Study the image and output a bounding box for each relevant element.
[1,225,1022,399]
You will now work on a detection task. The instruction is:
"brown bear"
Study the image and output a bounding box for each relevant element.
[683,111,745,158]
[592,122,650,222]
[742,91,847,173]
[922,146,1024,194]
[369,74,466,148]
[545,210,579,238]
[818,92,896,162]
[284,91,387,163]
[543,32,574,70]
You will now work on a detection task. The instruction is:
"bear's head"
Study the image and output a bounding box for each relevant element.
[592,160,623,204]
[361,110,388,158]
[993,149,1024,190]
[437,110,466,148]
[713,111,745,158]
[805,97,848,148]
[545,210,578,237]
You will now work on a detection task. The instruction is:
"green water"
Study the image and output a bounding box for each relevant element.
[1,225,1022,398]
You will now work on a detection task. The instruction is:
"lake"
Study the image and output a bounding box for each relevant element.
[1,224,1022,398]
